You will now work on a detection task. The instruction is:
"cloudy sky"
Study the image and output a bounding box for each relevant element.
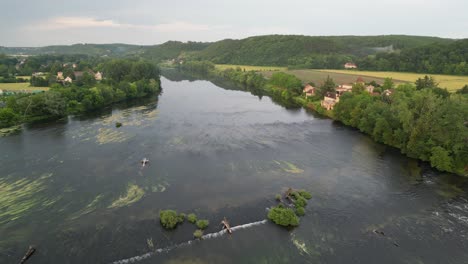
[2,0,467,46]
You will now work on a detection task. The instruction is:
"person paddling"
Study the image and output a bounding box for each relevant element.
[141,158,149,166]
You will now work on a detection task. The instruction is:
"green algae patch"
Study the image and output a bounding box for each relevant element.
[0,173,57,225]
[108,184,145,209]
[274,160,304,174]
[70,194,105,219]
[96,128,130,145]
[0,125,21,137]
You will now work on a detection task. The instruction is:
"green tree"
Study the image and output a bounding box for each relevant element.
[317,76,336,98]
[0,108,20,128]
[430,146,453,172]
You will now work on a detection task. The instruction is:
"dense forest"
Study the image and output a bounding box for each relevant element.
[192,35,453,66]
[3,35,466,75]
[0,58,161,128]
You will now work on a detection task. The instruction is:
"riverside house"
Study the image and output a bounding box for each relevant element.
[303,84,316,97]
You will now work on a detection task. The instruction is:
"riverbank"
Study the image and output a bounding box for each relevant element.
[177,63,467,177]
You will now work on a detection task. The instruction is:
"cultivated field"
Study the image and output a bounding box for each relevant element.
[0,82,49,92]
[261,69,405,86]
[215,64,286,72]
[319,70,467,92]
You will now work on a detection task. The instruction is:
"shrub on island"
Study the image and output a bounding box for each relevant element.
[267,206,300,227]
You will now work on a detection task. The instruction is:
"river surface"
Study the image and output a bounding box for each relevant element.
[1,71,468,264]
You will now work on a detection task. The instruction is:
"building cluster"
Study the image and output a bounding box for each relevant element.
[303,77,392,111]
[56,71,102,84]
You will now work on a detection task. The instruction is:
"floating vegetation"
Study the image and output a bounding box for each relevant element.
[115,122,123,128]
[274,160,304,174]
[70,194,105,219]
[147,182,169,193]
[0,125,21,137]
[0,173,57,225]
[109,184,145,209]
[96,128,130,145]
[292,236,310,255]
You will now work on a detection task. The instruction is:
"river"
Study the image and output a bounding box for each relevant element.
[1,71,467,264]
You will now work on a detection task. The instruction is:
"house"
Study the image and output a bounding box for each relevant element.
[366,85,375,93]
[336,84,353,96]
[321,92,340,110]
[57,72,64,80]
[344,62,357,69]
[72,64,77,69]
[95,71,103,81]
[64,77,73,83]
[32,72,45,77]
[0,89,3,96]
[383,89,394,96]
[303,84,316,97]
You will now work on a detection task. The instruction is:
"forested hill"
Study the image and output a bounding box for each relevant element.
[192,35,454,65]
[2,35,467,74]
[0,43,147,56]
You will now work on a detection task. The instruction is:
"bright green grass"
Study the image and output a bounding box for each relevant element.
[0,82,49,91]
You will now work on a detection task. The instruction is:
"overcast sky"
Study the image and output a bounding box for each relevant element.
[2,0,467,46]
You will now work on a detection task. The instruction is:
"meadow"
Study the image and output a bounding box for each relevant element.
[318,70,468,92]
[215,64,286,72]
[0,82,49,92]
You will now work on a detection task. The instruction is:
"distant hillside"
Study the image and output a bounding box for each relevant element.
[0,43,146,56]
[192,35,454,66]
[141,41,210,62]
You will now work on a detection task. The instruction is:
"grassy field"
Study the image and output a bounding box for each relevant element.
[0,82,49,92]
[215,64,287,72]
[261,69,405,87]
[318,70,467,92]
[16,76,31,80]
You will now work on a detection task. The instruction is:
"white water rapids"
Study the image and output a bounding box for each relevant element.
[111,219,268,264]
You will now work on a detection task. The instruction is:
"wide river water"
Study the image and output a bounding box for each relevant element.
[1,71,468,264]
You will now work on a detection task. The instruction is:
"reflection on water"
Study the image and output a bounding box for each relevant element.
[0,71,467,263]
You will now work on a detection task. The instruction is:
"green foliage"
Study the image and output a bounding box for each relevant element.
[295,207,305,216]
[430,147,453,172]
[187,213,197,223]
[0,108,20,128]
[415,75,438,90]
[294,197,308,208]
[267,206,300,227]
[275,194,282,201]
[159,210,180,229]
[456,85,468,94]
[298,190,312,200]
[317,76,336,98]
[352,82,366,94]
[268,72,303,95]
[196,219,209,230]
[382,77,394,90]
[115,122,122,128]
[333,82,468,175]
[193,229,204,239]
[178,213,186,223]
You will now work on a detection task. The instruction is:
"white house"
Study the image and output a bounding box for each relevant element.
[95,71,103,81]
[64,77,73,83]
[344,62,357,69]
